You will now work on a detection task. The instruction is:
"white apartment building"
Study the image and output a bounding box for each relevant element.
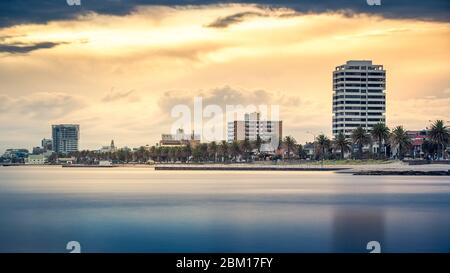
[227,112,282,153]
[332,60,386,138]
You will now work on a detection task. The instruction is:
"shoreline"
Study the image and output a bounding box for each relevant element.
[153,163,450,175]
[154,165,349,171]
[2,161,449,175]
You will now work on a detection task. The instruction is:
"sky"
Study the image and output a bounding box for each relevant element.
[0,0,449,152]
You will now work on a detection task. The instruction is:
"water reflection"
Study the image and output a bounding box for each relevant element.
[0,167,449,252]
[332,207,385,253]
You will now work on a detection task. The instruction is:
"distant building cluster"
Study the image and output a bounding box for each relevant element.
[1,124,80,164]
[1,60,448,164]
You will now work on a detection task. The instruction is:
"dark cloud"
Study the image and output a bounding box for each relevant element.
[0,42,64,54]
[102,89,137,102]
[206,11,267,28]
[0,1,448,28]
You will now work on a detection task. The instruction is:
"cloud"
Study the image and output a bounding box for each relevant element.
[157,85,304,124]
[0,41,64,54]
[0,92,85,119]
[389,96,450,128]
[158,86,275,114]
[0,1,448,28]
[206,11,267,28]
[102,89,138,102]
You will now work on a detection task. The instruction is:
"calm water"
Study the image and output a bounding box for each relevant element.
[0,166,449,253]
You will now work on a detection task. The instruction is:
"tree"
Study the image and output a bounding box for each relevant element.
[136,146,146,163]
[429,120,449,159]
[230,141,241,162]
[315,134,331,161]
[351,127,371,159]
[283,136,297,161]
[254,135,263,154]
[218,140,229,162]
[192,146,202,162]
[199,143,208,161]
[240,139,252,162]
[333,132,351,160]
[207,141,218,162]
[162,147,169,162]
[167,147,176,162]
[390,126,411,160]
[371,123,390,159]
[174,146,182,162]
[422,139,438,159]
[184,144,192,162]
[296,144,307,159]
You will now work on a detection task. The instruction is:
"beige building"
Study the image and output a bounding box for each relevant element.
[159,129,200,147]
[227,112,282,153]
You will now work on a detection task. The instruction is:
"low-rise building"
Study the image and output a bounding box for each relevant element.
[160,129,200,147]
[303,143,315,159]
[407,130,429,158]
[57,157,76,164]
[99,160,112,166]
[99,140,117,153]
[1,148,29,163]
[25,154,46,165]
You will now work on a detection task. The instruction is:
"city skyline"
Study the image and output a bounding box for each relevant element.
[0,3,449,152]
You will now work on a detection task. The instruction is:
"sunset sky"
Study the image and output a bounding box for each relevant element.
[0,0,449,151]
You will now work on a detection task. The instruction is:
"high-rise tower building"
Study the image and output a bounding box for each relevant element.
[52,124,79,153]
[332,60,386,137]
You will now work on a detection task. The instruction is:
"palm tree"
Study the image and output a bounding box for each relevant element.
[174,146,182,162]
[390,126,411,160]
[192,146,202,162]
[230,141,241,162]
[218,140,229,162]
[240,139,252,162]
[351,127,371,159]
[161,147,169,162]
[283,136,297,161]
[184,144,192,162]
[371,123,390,159]
[180,145,191,162]
[207,141,218,162]
[254,135,263,154]
[429,120,449,159]
[296,144,306,159]
[315,134,331,162]
[167,147,176,162]
[149,146,157,161]
[333,132,351,160]
[199,143,208,161]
